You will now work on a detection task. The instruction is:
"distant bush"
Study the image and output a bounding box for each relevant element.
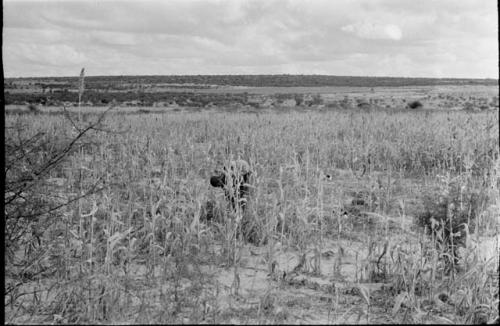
[357,101,370,109]
[310,94,323,106]
[463,102,475,111]
[407,100,423,109]
[28,103,41,113]
[326,102,339,109]
[294,94,304,106]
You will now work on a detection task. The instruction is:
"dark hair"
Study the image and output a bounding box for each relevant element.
[210,160,252,211]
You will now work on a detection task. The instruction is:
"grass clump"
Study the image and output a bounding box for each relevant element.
[416,172,489,272]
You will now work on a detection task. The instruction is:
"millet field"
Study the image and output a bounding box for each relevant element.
[4,107,500,324]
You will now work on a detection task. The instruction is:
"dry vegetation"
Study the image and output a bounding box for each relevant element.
[4,101,500,324]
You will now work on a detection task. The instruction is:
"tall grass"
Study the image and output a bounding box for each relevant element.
[4,108,499,324]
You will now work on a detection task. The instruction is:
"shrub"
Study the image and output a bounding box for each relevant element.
[294,94,304,106]
[326,102,339,109]
[407,100,423,109]
[416,175,488,272]
[357,102,371,109]
[310,94,323,106]
[28,103,41,113]
[463,102,475,111]
[4,107,114,309]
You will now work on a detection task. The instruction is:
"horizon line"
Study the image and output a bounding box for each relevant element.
[5,73,499,81]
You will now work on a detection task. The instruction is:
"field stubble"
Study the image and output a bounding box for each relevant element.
[4,108,500,324]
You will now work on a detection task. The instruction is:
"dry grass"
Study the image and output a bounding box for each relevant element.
[4,106,499,324]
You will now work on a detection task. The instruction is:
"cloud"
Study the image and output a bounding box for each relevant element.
[91,31,139,46]
[341,21,403,40]
[2,0,498,78]
[5,43,87,67]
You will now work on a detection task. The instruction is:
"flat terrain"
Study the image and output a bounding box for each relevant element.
[4,80,500,324]
[4,75,498,111]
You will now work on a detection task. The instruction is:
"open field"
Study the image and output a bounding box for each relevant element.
[4,91,499,324]
[6,74,498,90]
[4,75,498,111]
[5,85,499,114]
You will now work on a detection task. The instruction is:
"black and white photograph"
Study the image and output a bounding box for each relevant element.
[3,0,499,324]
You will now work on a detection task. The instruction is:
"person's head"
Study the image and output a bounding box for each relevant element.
[210,159,252,210]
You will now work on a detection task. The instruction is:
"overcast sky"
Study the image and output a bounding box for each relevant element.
[3,0,498,78]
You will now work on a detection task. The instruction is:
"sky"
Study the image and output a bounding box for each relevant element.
[3,0,499,78]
